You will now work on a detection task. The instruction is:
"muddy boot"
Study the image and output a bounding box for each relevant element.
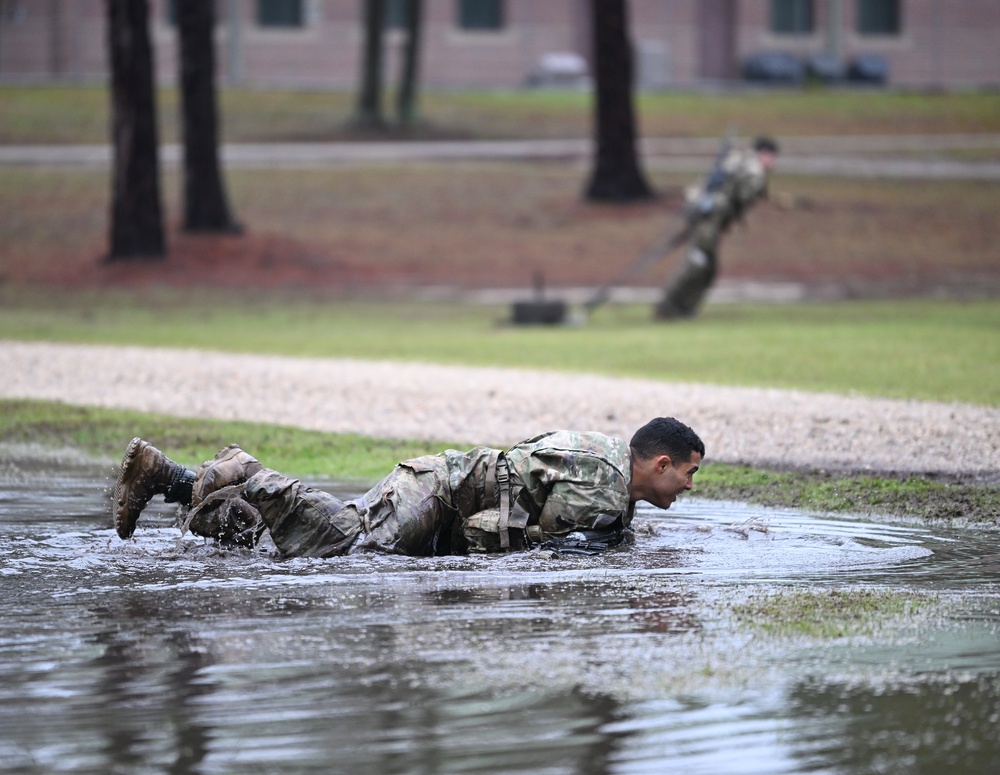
[654,247,715,320]
[191,444,264,506]
[113,438,196,539]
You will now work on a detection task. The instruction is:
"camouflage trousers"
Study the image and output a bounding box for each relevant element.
[656,217,721,318]
[184,449,504,558]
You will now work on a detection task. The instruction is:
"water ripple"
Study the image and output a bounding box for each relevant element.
[1,470,998,774]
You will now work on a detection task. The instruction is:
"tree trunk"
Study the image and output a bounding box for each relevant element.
[354,0,386,128]
[584,0,653,202]
[106,0,165,259]
[396,0,423,125]
[176,0,240,232]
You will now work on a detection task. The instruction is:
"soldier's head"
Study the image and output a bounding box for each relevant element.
[628,418,704,510]
[753,136,780,171]
[631,417,704,463]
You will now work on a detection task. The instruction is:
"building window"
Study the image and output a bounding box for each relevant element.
[771,0,814,34]
[257,0,304,28]
[856,0,900,35]
[385,0,408,30]
[457,0,503,31]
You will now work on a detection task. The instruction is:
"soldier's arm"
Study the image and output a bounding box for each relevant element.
[535,481,623,539]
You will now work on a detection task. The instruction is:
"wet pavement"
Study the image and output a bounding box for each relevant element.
[1,458,998,774]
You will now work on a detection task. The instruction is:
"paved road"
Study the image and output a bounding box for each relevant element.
[2,135,999,179]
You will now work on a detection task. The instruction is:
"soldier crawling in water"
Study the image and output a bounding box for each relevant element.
[112,417,704,558]
[655,136,779,319]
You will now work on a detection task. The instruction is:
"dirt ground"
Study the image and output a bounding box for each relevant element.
[3,163,999,299]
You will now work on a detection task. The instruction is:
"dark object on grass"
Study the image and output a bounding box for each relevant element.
[511,272,568,326]
[512,300,568,325]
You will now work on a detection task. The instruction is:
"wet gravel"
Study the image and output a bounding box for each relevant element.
[2,340,998,481]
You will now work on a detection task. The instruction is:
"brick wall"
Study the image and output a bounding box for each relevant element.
[0,0,997,90]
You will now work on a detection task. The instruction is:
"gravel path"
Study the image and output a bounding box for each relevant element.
[3,136,1000,180]
[3,340,998,481]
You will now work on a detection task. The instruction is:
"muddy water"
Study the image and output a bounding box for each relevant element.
[1,460,998,775]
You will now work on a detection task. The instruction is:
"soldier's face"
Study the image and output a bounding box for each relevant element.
[649,452,701,510]
[758,151,777,172]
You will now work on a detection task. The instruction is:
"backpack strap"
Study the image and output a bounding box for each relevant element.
[496,452,511,549]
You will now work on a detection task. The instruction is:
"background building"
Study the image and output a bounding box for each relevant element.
[0,0,997,91]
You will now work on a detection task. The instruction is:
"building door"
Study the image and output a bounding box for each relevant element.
[699,0,737,81]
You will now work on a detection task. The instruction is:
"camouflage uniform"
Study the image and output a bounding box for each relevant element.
[656,146,770,318]
[185,431,634,558]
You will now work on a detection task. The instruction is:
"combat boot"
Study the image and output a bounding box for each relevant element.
[191,444,264,506]
[113,438,195,539]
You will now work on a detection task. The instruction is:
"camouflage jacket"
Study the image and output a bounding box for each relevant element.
[685,146,769,230]
[503,430,634,539]
[410,430,634,549]
[339,430,632,556]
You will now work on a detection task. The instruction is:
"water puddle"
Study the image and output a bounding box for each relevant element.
[1,462,998,774]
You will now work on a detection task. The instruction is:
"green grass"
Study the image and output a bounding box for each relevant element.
[731,588,934,639]
[5,397,997,521]
[3,287,997,523]
[696,463,1000,522]
[2,292,998,407]
[3,86,1000,144]
[0,398,451,483]
[3,85,998,519]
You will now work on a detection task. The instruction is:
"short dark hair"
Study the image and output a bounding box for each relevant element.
[629,417,705,463]
[754,136,780,155]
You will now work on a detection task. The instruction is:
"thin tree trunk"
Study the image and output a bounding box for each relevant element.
[354,0,386,128]
[584,0,653,202]
[106,0,165,259]
[176,0,240,232]
[396,0,423,125]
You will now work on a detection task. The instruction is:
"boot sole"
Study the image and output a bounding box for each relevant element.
[112,437,144,539]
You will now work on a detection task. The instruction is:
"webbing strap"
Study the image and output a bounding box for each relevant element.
[496,453,511,549]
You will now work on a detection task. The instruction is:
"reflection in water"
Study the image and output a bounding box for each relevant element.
[627,591,700,634]
[87,595,214,773]
[0,466,998,774]
[788,676,1000,775]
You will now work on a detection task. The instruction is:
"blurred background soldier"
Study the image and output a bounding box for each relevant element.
[655,136,779,320]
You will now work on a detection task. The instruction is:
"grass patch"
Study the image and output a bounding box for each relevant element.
[731,588,935,639]
[3,398,997,522]
[2,292,998,407]
[0,398,454,484]
[3,87,1000,144]
[697,463,1000,523]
